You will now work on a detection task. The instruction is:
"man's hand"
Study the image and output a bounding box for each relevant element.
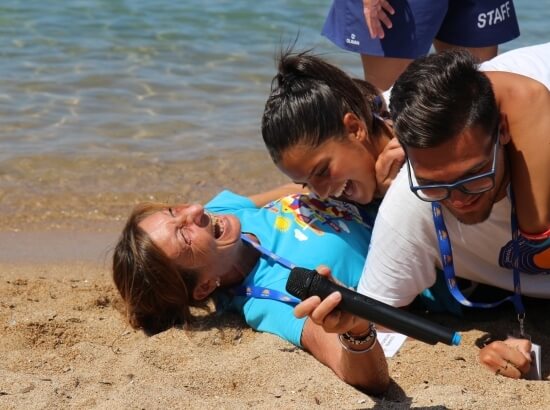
[363,0,395,39]
[479,337,532,379]
[375,137,405,196]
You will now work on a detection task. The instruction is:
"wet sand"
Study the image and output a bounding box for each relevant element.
[1,149,549,409]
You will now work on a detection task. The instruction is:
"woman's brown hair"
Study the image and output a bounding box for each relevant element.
[112,203,207,335]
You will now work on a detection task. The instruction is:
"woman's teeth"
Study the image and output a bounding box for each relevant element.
[333,180,349,198]
[211,215,225,238]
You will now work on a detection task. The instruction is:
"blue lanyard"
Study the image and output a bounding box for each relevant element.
[230,234,301,305]
[240,233,296,270]
[230,197,376,306]
[432,197,525,316]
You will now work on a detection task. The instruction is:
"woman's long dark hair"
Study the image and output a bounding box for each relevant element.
[262,49,387,163]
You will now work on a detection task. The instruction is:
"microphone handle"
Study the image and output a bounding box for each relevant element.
[309,272,459,346]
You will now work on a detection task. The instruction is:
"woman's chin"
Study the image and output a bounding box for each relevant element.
[348,184,373,204]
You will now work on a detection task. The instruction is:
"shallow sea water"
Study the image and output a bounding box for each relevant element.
[0,0,547,231]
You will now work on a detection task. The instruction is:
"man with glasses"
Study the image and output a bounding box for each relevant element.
[295,43,550,380]
[365,45,550,379]
[405,125,501,224]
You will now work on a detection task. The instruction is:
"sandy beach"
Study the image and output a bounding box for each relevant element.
[1,153,549,410]
[1,0,549,407]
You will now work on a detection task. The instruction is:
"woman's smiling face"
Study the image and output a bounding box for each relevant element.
[138,204,242,278]
[276,135,379,205]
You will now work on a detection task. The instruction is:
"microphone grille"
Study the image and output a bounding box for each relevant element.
[286,267,315,300]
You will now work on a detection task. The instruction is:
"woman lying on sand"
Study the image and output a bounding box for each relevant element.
[112,187,389,393]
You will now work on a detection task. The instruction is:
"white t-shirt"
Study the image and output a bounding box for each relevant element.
[480,42,550,89]
[381,42,550,107]
[360,42,550,307]
[358,169,550,307]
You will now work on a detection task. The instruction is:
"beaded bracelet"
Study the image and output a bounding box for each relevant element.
[338,323,377,354]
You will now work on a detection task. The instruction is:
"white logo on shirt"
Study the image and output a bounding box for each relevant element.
[346,33,360,46]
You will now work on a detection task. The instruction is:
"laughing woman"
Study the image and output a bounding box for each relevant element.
[112,186,389,393]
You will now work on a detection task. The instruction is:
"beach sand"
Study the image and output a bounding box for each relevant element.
[1,151,549,409]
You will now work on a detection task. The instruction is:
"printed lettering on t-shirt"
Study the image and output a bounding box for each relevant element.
[477,1,512,28]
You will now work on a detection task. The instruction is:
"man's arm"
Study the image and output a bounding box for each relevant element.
[293,168,438,337]
[489,71,550,235]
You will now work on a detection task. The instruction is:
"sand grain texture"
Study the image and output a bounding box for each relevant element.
[1,254,549,409]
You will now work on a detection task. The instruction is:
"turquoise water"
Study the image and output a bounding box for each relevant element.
[0,0,343,162]
[1,0,546,162]
[0,0,548,229]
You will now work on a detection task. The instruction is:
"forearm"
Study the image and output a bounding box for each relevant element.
[302,319,389,393]
[336,327,390,392]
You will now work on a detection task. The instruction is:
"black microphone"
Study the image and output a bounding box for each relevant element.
[286,267,461,346]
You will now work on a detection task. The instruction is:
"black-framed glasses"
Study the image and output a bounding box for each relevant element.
[407,130,500,202]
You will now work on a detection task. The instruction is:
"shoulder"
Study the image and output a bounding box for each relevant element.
[486,71,549,103]
[377,166,433,227]
[358,168,439,306]
[373,168,435,256]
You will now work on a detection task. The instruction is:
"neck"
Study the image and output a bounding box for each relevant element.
[221,233,260,286]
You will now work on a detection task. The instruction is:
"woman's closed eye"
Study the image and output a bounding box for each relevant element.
[315,165,329,178]
[179,226,191,245]
[168,207,191,245]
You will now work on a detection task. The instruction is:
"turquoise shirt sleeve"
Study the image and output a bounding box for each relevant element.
[242,297,306,347]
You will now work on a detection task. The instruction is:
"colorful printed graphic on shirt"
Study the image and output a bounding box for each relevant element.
[265,194,371,238]
[499,236,550,274]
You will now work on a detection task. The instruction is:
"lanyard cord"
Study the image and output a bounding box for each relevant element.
[239,233,296,270]
[230,198,375,306]
[432,194,525,316]
[230,234,300,304]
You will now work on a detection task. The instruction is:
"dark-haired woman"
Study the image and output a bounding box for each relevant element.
[262,50,405,208]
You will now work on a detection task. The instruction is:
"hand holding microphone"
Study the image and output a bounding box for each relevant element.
[287,267,461,346]
[292,266,371,335]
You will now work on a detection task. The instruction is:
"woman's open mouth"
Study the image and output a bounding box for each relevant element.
[332,180,350,198]
[209,214,225,239]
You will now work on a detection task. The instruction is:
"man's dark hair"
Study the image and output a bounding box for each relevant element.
[389,50,499,148]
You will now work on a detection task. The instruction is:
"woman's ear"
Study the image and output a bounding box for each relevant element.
[343,112,367,142]
[193,278,218,300]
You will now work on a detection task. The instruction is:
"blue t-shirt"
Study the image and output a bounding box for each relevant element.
[206,190,376,347]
